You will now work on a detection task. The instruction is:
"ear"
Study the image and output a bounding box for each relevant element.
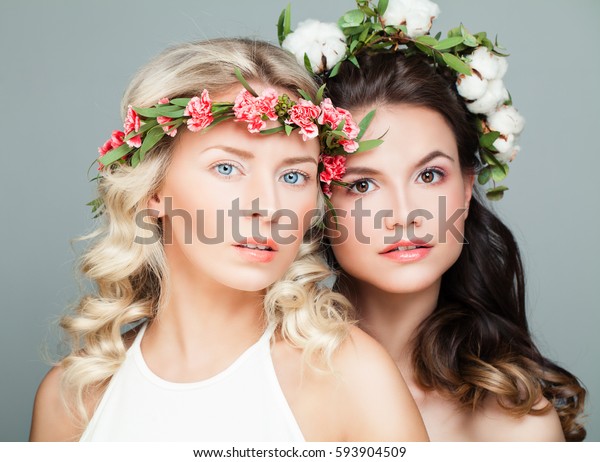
[463,173,475,217]
[147,192,165,218]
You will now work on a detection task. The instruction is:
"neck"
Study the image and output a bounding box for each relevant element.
[147,250,266,360]
[347,277,441,380]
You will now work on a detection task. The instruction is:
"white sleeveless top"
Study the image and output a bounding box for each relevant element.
[80,323,304,441]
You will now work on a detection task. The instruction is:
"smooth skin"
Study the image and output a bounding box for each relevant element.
[30,86,428,442]
[327,104,564,441]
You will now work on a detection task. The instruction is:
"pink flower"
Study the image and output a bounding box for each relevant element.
[320,154,346,184]
[257,88,278,121]
[318,98,344,128]
[322,183,332,198]
[157,97,170,105]
[98,130,125,156]
[288,99,321,141]
[339,138,359,153]
[157,116,177,137]
[185,89,213,132]
[233,88,279,133]
[337,107,360,139]
[124,106,142,147]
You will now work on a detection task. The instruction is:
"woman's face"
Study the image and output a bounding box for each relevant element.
[327,105,474,294]
[151,85,320,292]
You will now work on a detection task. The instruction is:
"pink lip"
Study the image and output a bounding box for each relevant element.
[233,237,278,263]
[379,240,432,263]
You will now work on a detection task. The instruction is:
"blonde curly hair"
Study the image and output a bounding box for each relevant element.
[59,38,353,423]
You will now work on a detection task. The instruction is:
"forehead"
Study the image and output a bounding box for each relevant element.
[347,104,458,166]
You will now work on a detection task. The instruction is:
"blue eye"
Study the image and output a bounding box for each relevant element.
[348,179,377,194]
[281,171,308,185]
[216,163,236,176]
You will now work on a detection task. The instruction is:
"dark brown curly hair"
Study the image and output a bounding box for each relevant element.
[324,51,586,441]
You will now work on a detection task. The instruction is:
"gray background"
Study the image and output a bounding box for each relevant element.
[1,0,598,442]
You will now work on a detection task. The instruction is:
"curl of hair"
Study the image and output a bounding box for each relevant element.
[325,51,586,441]
[60,38,352,424]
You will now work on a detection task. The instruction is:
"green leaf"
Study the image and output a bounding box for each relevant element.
[463,34,478,48]
[340,9,364,27]
[358,26,370,44]
[259,126,286,135]
[477,166,492,185]
[329,61,342,78]
[354,138,384,153]
[384,26,399,35]
[442,53,472,75]
[479,131,501,150]
[486,185,508,201]
[234,67,258,97]
[303,52,314,75]
[130,149,141,168]
[377,0,389,16]
[277,4,292,46]
[348,55,360,68]
[127,118,158,138]
[434,31,442,40]
[357,109,376,140]
[284,124,294,136]
[98,143,132,166]
[133,107,162,118]
[297,88,313,102]
[169,98,192,107]
[433,36,465,50]
[315,84,326,105]
[415,42,434,56]
[415,35,438,46]
[140,125,165,157]
[491,162,509,182]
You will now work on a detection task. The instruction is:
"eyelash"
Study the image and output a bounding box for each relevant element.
[345,166,448,195]
[211,162,311,185]
[281,169,311,186]
[416,166,447,185]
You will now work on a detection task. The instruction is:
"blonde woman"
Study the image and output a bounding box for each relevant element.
[29,38,427,442]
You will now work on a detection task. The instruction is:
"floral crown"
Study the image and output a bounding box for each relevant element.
[90,71,382,216]
[278,0,525,200]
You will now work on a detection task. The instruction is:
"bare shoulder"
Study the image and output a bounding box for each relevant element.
[332,326,429,441]
[30,325,141,442]
[472,396,564,442]
[30,365,82,441]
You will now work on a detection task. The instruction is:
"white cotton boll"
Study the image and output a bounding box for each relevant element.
[382,0,410,26]
[495,144,520,163]
[487,105,525,135]
[406,11,434,37]
[466,79,508,115]
[496,56,508,79]
[282,20,347,73]
[383,0,440,36]
[493,133,515,154]
[456,73,488,100]
[466,47,500,80]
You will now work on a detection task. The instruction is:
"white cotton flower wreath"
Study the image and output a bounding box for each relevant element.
[382,0,441,37]
[277,0,526,199]
[282,19,347,73]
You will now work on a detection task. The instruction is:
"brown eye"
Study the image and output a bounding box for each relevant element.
[421,171,434,183]
[356,181,370,193]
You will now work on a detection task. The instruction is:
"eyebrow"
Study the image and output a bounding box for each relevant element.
[279,156,318,167]
[343,166,382,176]
[201,145,254,159]
[415,151,455,168]
[344,151,454,177]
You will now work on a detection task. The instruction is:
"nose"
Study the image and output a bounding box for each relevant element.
[241,173,280,223]
[382,188,423,231]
